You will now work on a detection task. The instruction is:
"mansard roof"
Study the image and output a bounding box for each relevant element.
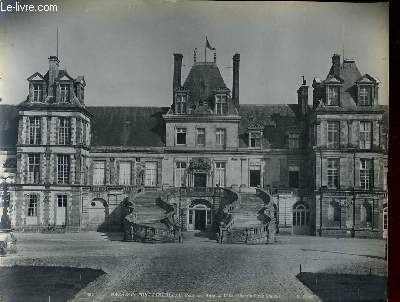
[182,62,227,104]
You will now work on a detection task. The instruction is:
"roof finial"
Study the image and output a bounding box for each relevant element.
[301,75,306,85]
[213,50,216,63]
[194,48,197,63]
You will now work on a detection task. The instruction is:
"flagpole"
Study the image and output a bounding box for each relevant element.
[204,44,206,63]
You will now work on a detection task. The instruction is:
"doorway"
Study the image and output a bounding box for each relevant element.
[250,170,261,187]
[194,210,206,230]
[56,195,67,226]
[194,173,207,188]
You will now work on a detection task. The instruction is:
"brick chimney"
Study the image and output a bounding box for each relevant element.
[297,76,309,116]
[173,53,183,92]
[232,53,240,107]
[332,54,340,77]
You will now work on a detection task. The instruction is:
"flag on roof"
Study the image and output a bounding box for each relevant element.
[206,37,215,50]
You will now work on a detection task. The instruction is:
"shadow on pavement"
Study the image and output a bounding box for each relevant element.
[300,248,385,260]
[194,231,217,241]
[296,272,387,302]
[99,232,125,241]
[0,265,105,302]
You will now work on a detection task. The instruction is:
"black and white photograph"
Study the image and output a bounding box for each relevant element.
[0,1,389,301]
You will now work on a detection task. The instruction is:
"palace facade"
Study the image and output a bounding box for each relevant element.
[0,49,388,238]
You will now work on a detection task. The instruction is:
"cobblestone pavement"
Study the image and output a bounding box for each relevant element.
[0,232,387,302]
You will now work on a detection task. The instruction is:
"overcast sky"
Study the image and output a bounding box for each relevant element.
[0,1,388,106]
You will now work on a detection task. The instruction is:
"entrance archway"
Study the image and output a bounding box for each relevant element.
[187,200,212,231]
[292,203,310,235]
[87,198,108,231]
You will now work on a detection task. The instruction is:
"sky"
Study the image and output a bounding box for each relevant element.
[0,1,389,106]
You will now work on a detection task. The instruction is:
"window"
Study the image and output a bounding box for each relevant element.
[216,128,226,146]
[58,118,71,145]
[360,121,372,150]
[288,133,299,149]
[57,155,70,184]
[60,84,70,103]
[175,161,187,187]
[145,162,157,187]
[360,201,372,224]
[215,95,227,114]
[32,84,43,102]
[29,117,41,144]
[289,166,299,188]
[359,86,371,106]
[327,121,339,149]
[293,204,309,226]
[28,154,40,184]
[176,94,187,114]
[327,158,339,189]
[57,195,67,207]
[27,194,38,217]
[328,201,341,222]
[196,128,205,146]
[327,86,339,106]
[176,128,187,145]
[119,161,131,185]
[249,132,262,148]
[360,159,373,190]
[93,161,105,185]
[215,162,226,187]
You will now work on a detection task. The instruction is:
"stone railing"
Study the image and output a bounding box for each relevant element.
[219,188,276,244]
[217,188,240,240]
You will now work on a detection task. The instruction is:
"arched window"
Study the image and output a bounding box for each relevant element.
[293,204,309,226]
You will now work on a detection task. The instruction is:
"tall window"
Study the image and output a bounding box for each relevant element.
[289,166,299,188]
[249,132,262,148]
[58,118,71,145]
[215,162,226,187]
[359,86,371,106]
[293,204,309,226]
[32,84,43,102]
[216,128,226,146]
[175,161,187,187]
[327,121,339,149]
[57,155,70,184]
[27,194,38,217]
[176,128,187,145]
[327,86,339,106]
[196,128,205,146]
[60,84,70,103]
[57,195,67,207]
[360,201,372,224]
[28,154,40,184]
[360,121,372,150]
[327,158,339,189]
[328,201,341,222]
[119,161,131,185]
[215,95,227,114]
[288,133,299,149]
[93,161,105,185]
[360,159,373,190]
[29,117,41,144]
[145,162,157,187]
[176,94,187,114]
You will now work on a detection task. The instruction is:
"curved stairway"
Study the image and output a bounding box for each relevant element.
[230,193,265,229]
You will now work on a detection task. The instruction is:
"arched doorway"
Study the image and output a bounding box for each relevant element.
[292,203,310,235]
[187,200,212,231]
[87,198,108,231]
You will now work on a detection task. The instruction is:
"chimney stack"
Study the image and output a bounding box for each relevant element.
[232,53,240,107]
[48,56,60,87]
[332,54,340,77]
[173,54,183,93]
[297,77,309,116]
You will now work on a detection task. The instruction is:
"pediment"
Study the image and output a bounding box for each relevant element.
[27,72,45,81]
[323,74,344,84]
[356,74,378,84]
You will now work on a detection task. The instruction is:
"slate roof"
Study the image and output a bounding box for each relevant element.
[87,106,168,147]
[0,105,18,148]
[318,59,383,112]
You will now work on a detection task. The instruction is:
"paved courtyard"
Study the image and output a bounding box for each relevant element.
[0,232,387,302]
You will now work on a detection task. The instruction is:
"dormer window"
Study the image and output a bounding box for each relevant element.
[249,131,262,148]
[359,86,371,106]
[327,86,339,106]
[60,84,70,103]
[32,84,43,102]
[215,95,227,115]
[175,94,187,114]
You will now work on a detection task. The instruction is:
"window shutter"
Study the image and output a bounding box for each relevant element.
[352,121,360,148]
[53,155,58,184]
[25,117,30,144]
[321,157,328,187]
[76,118,81,145]
[372,121,379,149]
[55,118,60,144]
[354,158,360,189]
[320,121,327,148]
[373,158,379,189]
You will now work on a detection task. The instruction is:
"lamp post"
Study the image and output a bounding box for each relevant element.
[0,176,12,230]
[178,183,185,243]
